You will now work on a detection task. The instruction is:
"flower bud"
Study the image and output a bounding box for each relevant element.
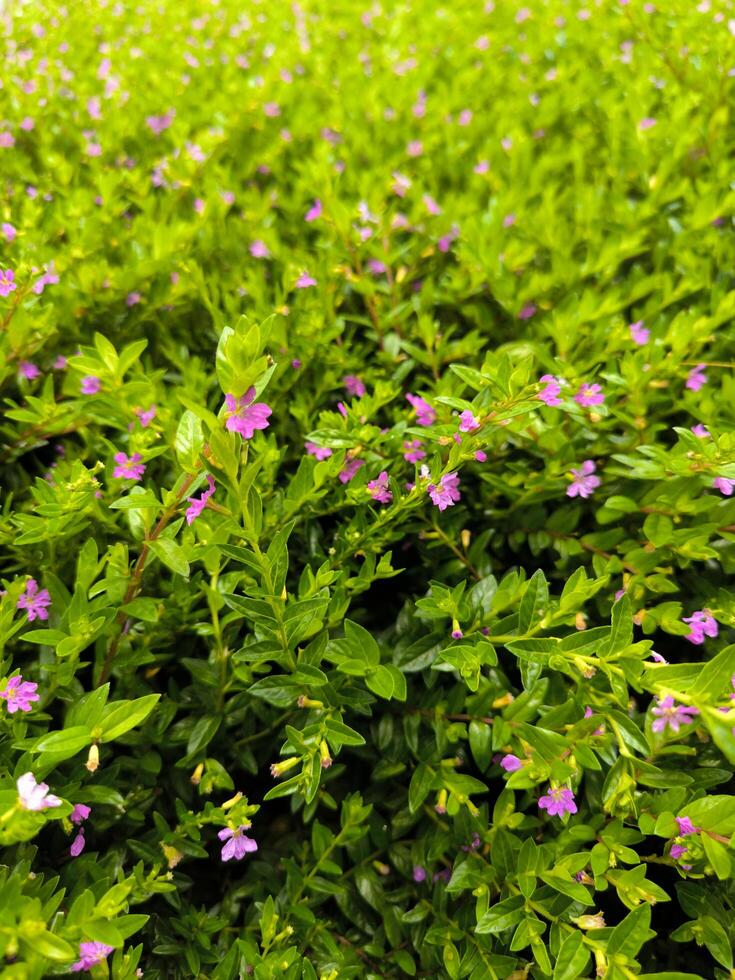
[191,762,204,785]
[573,913,605,930]
[221,791,242,810]
[270,757,300,778]
[297,695,324,709]
[85,744,99,773]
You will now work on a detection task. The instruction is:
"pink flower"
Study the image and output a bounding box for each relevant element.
[185,475,216,525]
[71,942,114,972]
[474,450,487,462]
[438,226,460,252]
[305,199,322,222]
[500,754,522,772]
[264,102,280,117]
[218,825,258,861]
[17,579,51,622]
[423,194,441,216]
[670,843,688,859]
[518,303,536,320]
[17,772,62,811]
[407,140,423,157]
[126,291,141,307]
[503,213,516,228]
[2,222,16,241]
[54,356,68,370]
[403,440,426,463]
[221,191,235,205]
[70,830,86,857]
[71,804,91,825]
[250,240,270,259]
[691,424,710,438]
[19,361,40,380]
[675,816,698,836]
[629,320,650,345]
[538,787,577,817]
[193,198,205,214]
[391,172,411,197]
[367,471,392,504]
[412,865,426,882]
[537,374,562,406]
[305,442,332,461]
[224,389,272,438]
[146,110,174,135]
[458,109,473,126]
[714,477,734,496]
[367,259,387,275]
[567,460,600,499]
[32,266,59,295]
[574,383,604,407]
[428,472,461,511]
[0,676,39,713]
[406,393,436,426]
[0,131,15,148]
[339,458,364,484]
[0,269,17,297]
[686,364,707,391]
[651,695,699,733]
[458,410,480,432]
[81,376,101,395]
[85,142,102,157]
[639,117,657,130]
[343,375,366,397]
[682,610,718,644]
[112,452,145,481]
[295,272,317,289]
[135,405,156,427]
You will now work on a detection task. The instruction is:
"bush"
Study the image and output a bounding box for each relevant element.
[2,0,735,977]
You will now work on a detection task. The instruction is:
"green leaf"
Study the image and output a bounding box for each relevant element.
[553,931,590,980]
[99,694,160,741]
[518,569,548,633]
[701,834,731,880]
[366,665,395,699]
[408,764,435,814]
[149,538,190,577]
[34,726,92,757]
[607,903,652,959]
[175,410,205,472]
[643,513,674,547]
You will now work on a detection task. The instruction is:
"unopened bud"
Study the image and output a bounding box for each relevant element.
[270,757,300,778]
[319,740,332,769]
[297,695,324,709]
[85,744,99,773]
[461,529,471,549]
[492,692,514,709]
[161,843,183,869]
[435,789,448,814]
[373,860,390,875]
[573,913,606,930]
[191,762,204,785]
[222,791,242,810]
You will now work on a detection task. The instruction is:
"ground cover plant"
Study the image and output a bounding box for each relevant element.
[2,0,735,976]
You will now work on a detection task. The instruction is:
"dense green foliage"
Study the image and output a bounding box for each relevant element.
[2,0,735,977]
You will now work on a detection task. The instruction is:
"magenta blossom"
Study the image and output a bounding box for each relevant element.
[343,375,366,397]
[185,475,216,525]
[428,472,461,511]
[17,579,51,622]
[113,452,145,481]
[305,199,322,222]
[146,110,174,135]
[629,320,650,345]
[71,804,91,825]
[17,772,62,811]
[406,393,436,426]
[32,266,59,295]
[19,361,40,380]
[651,696,699,733]
[71,942,114,973]
[518,302,536,320]
[224,389,272,439]
[295,272,317,289]
[412,865,426,882]
[475,450,487,462]
[686,364,707,391]
[683,610,718,644]
[135,405,157,427]
[675,816,698,836]
[0,676,39,713]
[537,374,562,406]
[538,787,577,817]
[691,424,710,438]
[250,240,270,259]
[714,477,735,496]
[54,356,68,370]
[70,830,86,857]
[339,458,364,484]
[403,439,426,463]
[575,383,604,407]
[367,471,392,504]
[639,117,657,130]
[81,375,101,394]
[218,825,258,861]
[305,442,332,461]
[1,222,16,241]
[0,269,17,297]
[567,460,600,499]
[670,843,688,859]
[500,754,522,772]
[458,410,480,432]
[126,291,141,307]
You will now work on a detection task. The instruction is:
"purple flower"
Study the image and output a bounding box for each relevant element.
[1,222,16,241]
[675,816,698,836]
[518,303,536,320]
[339,458,364,484]
[305,442,332,461]
[367,471,392,504]
[630,321,650,345]
[406,393,436,426]
[433,869,451,884]
[714,477,735,496]
[224,389,272,439]
[53,356,68,370]
[146,110,174,135]
[459,410,480,432]
[686,364,707,391]
[295,272,317,289]
[403,440,426,463]
[691,424,710,438]
[412,865,426,882]
[185,475,216,525]
[19,361,40,380]
[423,194,441,216]
[537,374,562,406]
[682,610,718,644]
[0,676,39,713]
[574,383,604,407]
[32,266,59,295]
[503,213,516,228]
[651,696,699,733]
[305,199,322,222]
[343,375,366,397]
[17,772,62,811]
[70,830,86,857]
[475,450,487,462]
[113,452,145,481]
[218,825,258,861]
[250,240,270,259]
[71,942,114,972]
[81,375,101,395]
[71,803,91,825]
[474,160,490,174]
[428,473,461,511]
[567,460,600,499]
[670,844,687,859]
[0,269,17,297]
[126,291,141,307]
[538,786,577,817]
[639,117,657,130]
[136,405,157,427]
[500,754,522,772]
[17,579,51,622]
